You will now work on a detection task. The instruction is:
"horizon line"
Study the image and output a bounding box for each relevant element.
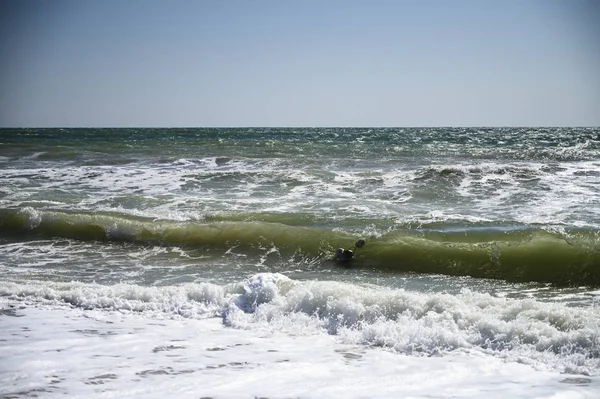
[1,125,599,130]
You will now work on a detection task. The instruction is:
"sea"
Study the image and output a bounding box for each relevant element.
[1,127,599,399]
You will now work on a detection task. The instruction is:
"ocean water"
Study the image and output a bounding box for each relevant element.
[1,127,599,398]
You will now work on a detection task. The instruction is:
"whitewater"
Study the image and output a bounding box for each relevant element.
[1,127,599,398]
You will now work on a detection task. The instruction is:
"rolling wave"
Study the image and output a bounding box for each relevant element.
[2,207,599,286]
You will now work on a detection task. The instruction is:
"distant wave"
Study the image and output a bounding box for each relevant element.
[2,207,599,286]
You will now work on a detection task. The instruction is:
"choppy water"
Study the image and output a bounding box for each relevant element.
[1,128,599,398]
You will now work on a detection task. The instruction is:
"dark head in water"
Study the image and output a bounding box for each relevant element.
[336,248,354,262]
[335,239,366,263]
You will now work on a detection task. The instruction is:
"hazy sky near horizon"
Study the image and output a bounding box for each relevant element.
[1,0,599,127]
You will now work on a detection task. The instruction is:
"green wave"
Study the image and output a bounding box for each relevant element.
[360,230,600,286]
[0,208,354,252]
[1,208,599,286]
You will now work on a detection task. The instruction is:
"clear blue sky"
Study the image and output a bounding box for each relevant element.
[1,0,599,127]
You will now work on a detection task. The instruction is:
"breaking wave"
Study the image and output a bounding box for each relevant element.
[2,207,600,286]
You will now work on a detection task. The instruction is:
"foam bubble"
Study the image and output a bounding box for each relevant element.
[19,206,42,229]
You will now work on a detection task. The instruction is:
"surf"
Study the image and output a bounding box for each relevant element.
[2,207,599,286]
[2,273,599,376]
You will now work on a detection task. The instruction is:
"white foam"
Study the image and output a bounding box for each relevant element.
[2,275,599,376]
[1,300,598,399]
[2,156,600,227]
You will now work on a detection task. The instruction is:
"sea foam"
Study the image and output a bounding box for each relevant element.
[2,274,599,376]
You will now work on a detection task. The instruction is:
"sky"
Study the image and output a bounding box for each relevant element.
[0,0,599,127]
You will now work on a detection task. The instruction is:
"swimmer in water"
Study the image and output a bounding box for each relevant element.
[335,239,366,263]
[336,248,354,262]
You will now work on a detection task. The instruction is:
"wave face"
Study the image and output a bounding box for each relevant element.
[2,207,599,286]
